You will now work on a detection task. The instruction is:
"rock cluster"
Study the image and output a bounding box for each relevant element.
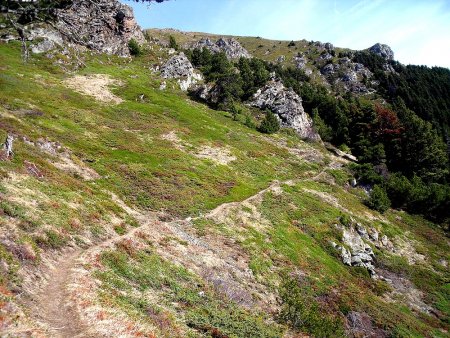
[250,79,321,141]
[160,52,203,91]
[336,226,376,276]
[192,83,221,104]
[332,220,396,277]
[192,37,252,59]
[320,58,374,94]
[293,55,307,69]
[369,43,394,61]
[27,0,144,56]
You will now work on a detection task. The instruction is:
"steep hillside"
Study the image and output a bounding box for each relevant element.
[0,4,449,338]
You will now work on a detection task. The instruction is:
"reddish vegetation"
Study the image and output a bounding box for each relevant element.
[374,104,403,137]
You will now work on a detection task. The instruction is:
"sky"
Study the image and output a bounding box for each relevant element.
[123,0,450,68]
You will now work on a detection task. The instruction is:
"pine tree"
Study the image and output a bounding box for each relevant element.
[169,35,178,50]
[367,185,391,213]
[259,110,280,134]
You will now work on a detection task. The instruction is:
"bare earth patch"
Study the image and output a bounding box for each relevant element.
[63,74,123,104]
[161,131,236,165]
[52,156,100,181]
[195,145,236,165]
[378,269,432,314]
[393,236,426,264]
[160,131,185,151]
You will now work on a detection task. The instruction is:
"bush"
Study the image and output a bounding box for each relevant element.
[229,102,242,121]
[258,110,280,134]
[385,173,412,208]
[350,163,383,185]
[169,35,178,50]
[366,185,391,213]
[339,214,352,227]
[244,114,256,129]
[288,40,296,47]
[128,39,142,56]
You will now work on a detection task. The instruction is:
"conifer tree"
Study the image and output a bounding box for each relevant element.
[259,110,280,134]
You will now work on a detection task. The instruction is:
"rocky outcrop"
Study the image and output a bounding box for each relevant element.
[29,28,64,54]
[191,83,221,104]
[369,43,394,61]
[27,0,144,56]
[341,226,376,276]
[160,52,203,91]
[320,58,373,94]
[250,79,320,141]
[161,53,195,78]
[332,218,411,278]
[293,55,307,69]
[192,37,251,59]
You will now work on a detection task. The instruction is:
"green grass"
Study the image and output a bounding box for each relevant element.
[0,40,448,337]
[96,245,284,337]
[197,178,449,336]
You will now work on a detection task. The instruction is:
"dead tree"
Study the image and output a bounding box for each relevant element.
[3,134,14,159]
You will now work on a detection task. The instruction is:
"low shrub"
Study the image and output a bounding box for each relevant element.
[128,39,142,56]
[258,110,280,134]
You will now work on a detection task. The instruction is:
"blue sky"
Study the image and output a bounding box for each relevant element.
[123,0,450,68]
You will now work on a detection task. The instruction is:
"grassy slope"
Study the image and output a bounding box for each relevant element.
[0,40,448,337]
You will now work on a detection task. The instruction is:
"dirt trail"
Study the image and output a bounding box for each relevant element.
[29,165,333,337]
[29,213,160,337]
[32,250,88,338]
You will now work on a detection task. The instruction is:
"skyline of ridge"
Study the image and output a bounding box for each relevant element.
[124,0,450,68]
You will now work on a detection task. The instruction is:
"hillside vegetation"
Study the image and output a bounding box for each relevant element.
[0,28,448,338]
[149,29,450,224]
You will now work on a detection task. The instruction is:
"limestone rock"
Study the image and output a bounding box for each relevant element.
[160,52,203,91]
[53,0,145,56]
[368,227,379,242]
[319,52,333,60]
[250,79,321,141]
[341,246,352,266]
[321,63,339,76]
[342,226,376,276]
[381,235,394,250]
[293,55,307,69]
[369,43,394,61]
[192,83,221,104]
[192,37,251,59]
[321,58,373,94]
[29,28,64,54]
[355,223,368,239]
